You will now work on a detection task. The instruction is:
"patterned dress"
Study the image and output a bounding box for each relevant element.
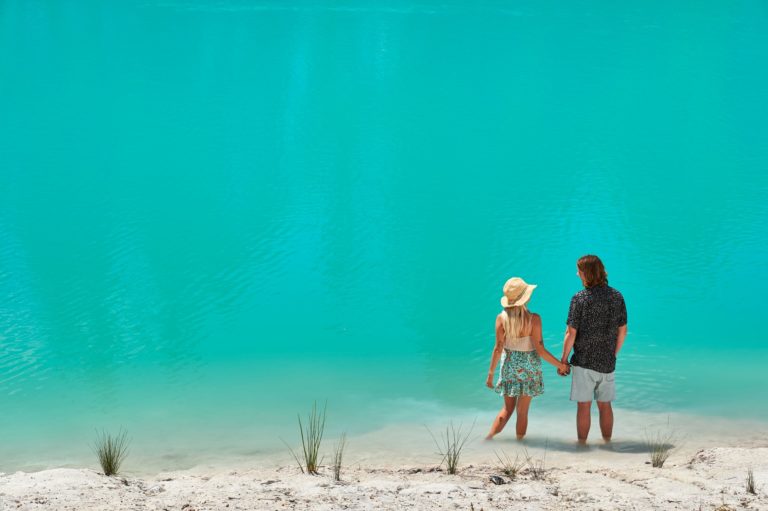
[494,335,544,398]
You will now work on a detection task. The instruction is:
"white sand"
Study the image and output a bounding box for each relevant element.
[2,445,767,510]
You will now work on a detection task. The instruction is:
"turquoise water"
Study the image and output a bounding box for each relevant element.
[1,0,767,470]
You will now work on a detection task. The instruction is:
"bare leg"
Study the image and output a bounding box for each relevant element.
[486,396,517,439]
[596,401,613,441]
[515,395,532,439]
[577,401,592,443]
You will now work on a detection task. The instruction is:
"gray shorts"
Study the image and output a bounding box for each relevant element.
[570,366,616,402]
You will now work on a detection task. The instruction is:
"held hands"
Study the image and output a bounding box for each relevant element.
[557,359,571,377]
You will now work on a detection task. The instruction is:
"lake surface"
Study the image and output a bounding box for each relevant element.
[1,0,767,471]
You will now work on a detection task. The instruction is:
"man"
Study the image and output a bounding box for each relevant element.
[560,255,627,443]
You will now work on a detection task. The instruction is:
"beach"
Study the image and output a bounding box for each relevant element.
[2,446,766,510]
[2,409,767,510]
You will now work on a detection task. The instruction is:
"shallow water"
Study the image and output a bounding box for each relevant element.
[1,0,767,471]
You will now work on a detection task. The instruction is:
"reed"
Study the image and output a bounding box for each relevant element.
[746,467,756,495]
[283,401,327,475]
[93,429,130,476]
[524,446,547,480]
[332,432,347,482]
[426,420,475,475]
[645,429,674,468]
[494,449,525,480]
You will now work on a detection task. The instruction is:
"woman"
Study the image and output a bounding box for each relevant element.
[485,277,568,440]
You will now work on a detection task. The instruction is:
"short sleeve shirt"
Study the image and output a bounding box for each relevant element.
[566,285,627,373]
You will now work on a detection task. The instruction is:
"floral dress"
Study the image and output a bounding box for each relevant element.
[494,341,544,397]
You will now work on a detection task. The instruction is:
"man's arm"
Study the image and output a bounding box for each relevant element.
[563,295,581,369]
[561,325,577,363]
[615,293,628,356]
[615,324,627,356]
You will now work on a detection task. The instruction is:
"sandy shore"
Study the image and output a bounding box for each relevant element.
[1,444,766,510]
[2,409,768,510]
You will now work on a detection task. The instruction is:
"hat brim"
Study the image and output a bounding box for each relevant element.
[500,284,537,308]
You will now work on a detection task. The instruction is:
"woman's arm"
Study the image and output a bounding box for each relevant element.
[532,314,569,372]
[486,315,505,388]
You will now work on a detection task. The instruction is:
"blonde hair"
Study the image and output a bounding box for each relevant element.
[502,304,533,340]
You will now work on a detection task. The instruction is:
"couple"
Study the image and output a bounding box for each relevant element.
[485,255,628,444]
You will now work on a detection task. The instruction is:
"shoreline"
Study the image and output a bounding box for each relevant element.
[2,409,768,509]
[2,407,768,475]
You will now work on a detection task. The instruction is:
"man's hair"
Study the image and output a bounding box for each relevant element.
[577,255,608,288]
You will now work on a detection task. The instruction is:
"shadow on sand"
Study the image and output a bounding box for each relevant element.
[486,436,674,454]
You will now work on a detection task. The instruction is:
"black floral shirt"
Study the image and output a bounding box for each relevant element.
[566,285,627,374]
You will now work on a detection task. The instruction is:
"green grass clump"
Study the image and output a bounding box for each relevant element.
[746,467,756,495]
[426,420,475,475]
[524,446,547,480]
[331,432,347,482]
[645,428,675,468]
[644,419,677,468]
[93,429,130,476]
[495,449,525,480]
[283,401,327,475]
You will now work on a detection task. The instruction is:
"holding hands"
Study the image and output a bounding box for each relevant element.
[557,358,571,377]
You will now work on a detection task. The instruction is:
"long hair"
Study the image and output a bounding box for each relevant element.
[577,254,608,288]
[502,304,533,340]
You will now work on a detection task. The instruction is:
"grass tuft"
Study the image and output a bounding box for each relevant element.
[746,467,756,495]
[524,445,547,480]
[282,401,327,475]
[644,418,677,468]
[644,427,675,468]
[494,449,525,480]
[331,432,347,482]
[93,429,130,476]
[426,420,475,475]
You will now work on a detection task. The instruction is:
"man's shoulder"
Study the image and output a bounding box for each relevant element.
[606,286,624,300]
[571,289,589,301]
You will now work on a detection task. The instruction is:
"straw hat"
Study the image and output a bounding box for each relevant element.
[500,277,537,308]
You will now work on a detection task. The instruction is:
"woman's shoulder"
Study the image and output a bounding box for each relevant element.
[530,312,542,323]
